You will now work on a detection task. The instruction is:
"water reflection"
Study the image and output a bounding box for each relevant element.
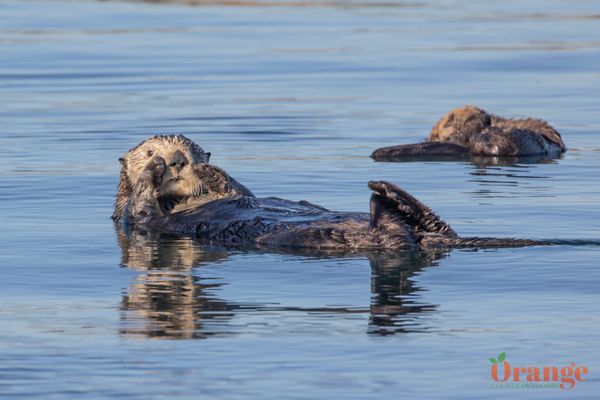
[466,159,559,199]
[368,252,442,335]
[117,227,237,339]
[374,153,563,166]
[376,154,562,198]
[116,225,448,338]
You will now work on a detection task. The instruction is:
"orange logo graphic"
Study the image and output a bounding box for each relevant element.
[489,352,588,390]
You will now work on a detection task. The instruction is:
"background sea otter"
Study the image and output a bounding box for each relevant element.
[371,106,566,161]
[113,135,548,250]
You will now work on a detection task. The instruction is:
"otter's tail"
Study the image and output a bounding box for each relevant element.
[455,238,600,248]
[371,142,469,162]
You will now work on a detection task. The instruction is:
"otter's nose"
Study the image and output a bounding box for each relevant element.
[169,150,188,173]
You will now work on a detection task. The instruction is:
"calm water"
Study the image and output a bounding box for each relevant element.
[1,0,599,398]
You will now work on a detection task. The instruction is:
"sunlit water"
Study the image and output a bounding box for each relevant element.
[1,0,599,398]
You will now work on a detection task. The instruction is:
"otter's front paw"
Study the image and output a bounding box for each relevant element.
[193,164,231,194]
[138,156,167,194]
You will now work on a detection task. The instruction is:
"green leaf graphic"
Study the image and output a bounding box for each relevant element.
[498,352,506,363]
[489,358,497,364]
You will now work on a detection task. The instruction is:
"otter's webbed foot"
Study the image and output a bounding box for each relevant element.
[371,142,470,162]
[368,181,457,238]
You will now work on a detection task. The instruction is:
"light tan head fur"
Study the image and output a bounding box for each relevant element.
[428,106,565,152]
[429,106,492,144]
[113,135,211,221]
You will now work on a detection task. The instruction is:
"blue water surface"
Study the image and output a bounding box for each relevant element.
[0,0,599,398]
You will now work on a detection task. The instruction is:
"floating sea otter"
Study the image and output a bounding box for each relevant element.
[371,106,566,162]
[113,135,552,250]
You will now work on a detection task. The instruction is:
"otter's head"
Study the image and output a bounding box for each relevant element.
[429,106,492,145]
[113,135,211,221]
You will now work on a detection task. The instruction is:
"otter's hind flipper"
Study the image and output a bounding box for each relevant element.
[371,142,469,162]
[368,181,457,238]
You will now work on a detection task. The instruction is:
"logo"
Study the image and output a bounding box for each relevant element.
[489,352,588,390]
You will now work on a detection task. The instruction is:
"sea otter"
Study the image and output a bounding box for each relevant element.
[113,135,548,250]
[113,134,253,222]
[371,106,566,162]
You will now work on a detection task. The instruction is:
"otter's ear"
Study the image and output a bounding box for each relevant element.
[205,152,211,162]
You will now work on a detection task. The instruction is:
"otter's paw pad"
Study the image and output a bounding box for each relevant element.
[137,156,167,194]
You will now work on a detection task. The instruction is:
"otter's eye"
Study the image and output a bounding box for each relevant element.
[147,150,154,157]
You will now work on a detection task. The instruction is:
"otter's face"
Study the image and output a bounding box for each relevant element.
[120,135,210,198]
[429,106,492,143]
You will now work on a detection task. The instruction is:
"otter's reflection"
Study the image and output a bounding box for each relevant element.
[369,251,444,335]
[381,155,562,199]
[117,226,238,339]
[467,159,560,199]
[116,225,449,339]
[377,152,563,167]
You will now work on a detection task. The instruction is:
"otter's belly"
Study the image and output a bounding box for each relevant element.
[522,138,563,156]
[510,131,563,156]
[159,196,372,247]
[254,217,380,250]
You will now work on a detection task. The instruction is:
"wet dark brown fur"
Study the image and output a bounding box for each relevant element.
[372,106,566,161]
[114,135,550,251]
